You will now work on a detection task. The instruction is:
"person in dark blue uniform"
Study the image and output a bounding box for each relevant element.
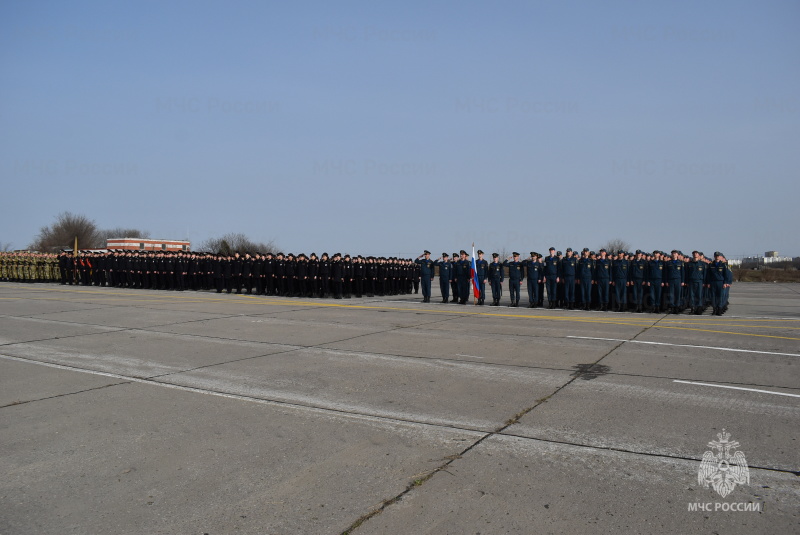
[488,253,504,306]
[687,251,706,314]
[434,253,453,303]
[706,252,732,315]
[646,250,664,313]
[594,249,612,311]
[415,250,435,303]
[543,247,560,309]
[475,250,488,305]
[449,252,460,303]
[576,248,594,310]
[524,252,543,308]
[611,250,629,312]
[629,250,647,312]
[455,250,471,305]
[504,252,524,307]
[560,248,577,309]
[663,250,685,314]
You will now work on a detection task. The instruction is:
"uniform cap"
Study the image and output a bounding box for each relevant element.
[530,251,536,256]
[599,248,606,253]
[557,251,562,256]
[566,247,572,252]
[423,250,431,255]
[477,249,483,254]
[512,251,520,256]
[442,253,449,257]
[460,250,467,255]
[583,247,590,252]
[549,247,555,251]
[492,253,499,258]
[714,251,722,257]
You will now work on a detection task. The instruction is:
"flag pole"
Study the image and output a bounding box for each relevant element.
[472,242,477,306]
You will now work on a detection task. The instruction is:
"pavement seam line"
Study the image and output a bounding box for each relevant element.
[494,432,800,476]
[341,325,642,534]
[0,381,131,409]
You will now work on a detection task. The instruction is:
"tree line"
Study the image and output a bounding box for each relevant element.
[23,212,277,255]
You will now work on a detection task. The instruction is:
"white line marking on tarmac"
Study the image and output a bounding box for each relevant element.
[566,336,800,358]
[673,380,800,398]
[456,354,485,359]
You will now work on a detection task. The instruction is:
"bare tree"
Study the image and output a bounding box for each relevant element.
[97,227,151,243]
[598,238,631,254]
[29,212,102,252]
[198,233,278,255]
[0,242,12,252]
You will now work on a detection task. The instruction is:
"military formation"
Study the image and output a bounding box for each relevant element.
[0,252,61,282]
[415,248,734,316]
[1,246,734,315]
[0,250,422,299]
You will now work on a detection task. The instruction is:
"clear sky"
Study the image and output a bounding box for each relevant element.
[1,0,798,258]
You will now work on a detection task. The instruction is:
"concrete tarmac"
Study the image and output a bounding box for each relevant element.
[0,281,798,534]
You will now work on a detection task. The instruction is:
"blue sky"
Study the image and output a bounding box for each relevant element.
[2,0,798,257]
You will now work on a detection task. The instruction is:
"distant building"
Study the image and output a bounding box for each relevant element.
[765,251,779,257]
[107,238,190,252]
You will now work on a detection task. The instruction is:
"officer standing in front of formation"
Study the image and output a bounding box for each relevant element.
[415,250,435,303]
[475,250,488,306]
[504,252,524,307]
[487,253,504,306]
[433,253,452,303]
[524,251,543,308]
[543,247,559,309]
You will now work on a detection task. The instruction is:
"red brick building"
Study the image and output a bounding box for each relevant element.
[106,238,191,252]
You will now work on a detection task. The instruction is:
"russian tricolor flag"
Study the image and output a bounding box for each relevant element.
[471,244,481,299]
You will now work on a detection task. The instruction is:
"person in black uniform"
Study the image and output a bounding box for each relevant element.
[285,254,296,296]
[369,257,380,297]
[317,253,330,297]
[252,253,264,295]
[240,252,252,294]
[449,252,459,303]
[331,253,344,299]
[353,255,365,297]
[415,251,435,303]
[296,254,309,297]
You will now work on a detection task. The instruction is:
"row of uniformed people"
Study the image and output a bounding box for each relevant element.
[40,250,422,299]
[0,252,61,282]
[414,248,733,316]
